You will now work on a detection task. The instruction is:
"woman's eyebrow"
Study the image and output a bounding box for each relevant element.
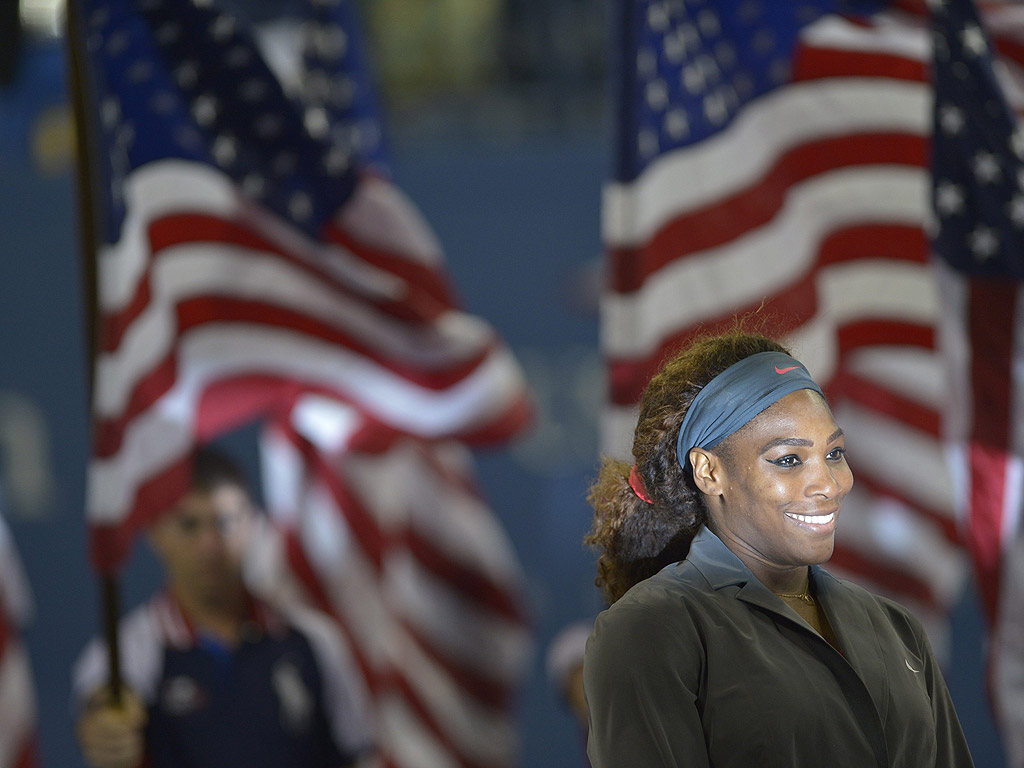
[759,437,812,453]
[759,428,844,454]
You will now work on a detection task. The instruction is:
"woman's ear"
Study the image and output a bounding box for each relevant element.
[690,448,724,496]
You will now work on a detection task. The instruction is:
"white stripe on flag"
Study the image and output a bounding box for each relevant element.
[801,12,932,60]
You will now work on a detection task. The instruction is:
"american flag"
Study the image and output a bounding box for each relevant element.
[604,0,1021,741]
[0,511,39,768]
[930,1,1024,763]
[75,1,534,766]
[76,0,532,571]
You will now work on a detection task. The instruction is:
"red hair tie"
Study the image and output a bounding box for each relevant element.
[628,465,654,504]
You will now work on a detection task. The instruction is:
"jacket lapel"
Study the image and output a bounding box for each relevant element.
[814,568,892,721]
[685,527,891,767]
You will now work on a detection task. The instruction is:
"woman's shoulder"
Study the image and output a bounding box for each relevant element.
[592,559,718,638]
[586,561,713,673]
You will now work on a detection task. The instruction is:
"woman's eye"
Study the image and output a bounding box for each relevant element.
[772,455,800,467]
[827,447,847,461]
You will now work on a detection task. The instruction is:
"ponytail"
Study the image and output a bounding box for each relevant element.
[585,458,703,604]
[585,325,790,604]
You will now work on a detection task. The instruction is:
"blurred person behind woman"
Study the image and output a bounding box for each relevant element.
[72,448,374,768]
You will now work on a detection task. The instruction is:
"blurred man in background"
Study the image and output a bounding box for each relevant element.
[72,448,374,768]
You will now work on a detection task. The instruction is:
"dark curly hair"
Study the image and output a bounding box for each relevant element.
[585,326,789,604]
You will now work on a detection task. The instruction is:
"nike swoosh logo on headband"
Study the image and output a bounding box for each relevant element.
[774,365,799,374]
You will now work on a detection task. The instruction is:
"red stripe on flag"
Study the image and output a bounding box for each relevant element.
[834,318,934,352]
[280,529,378,686]
[992,36,1024,69]
[969,279,1015,456]
[194,375,299,442]
[100,278,151,354]
[282,529,334,616]
[301,444,387,571]
[794,46,928,83]
[967,443,1010,623]
[419,393,533,449]
[817,224,928,267]
[92,354,177,459]
[965,279,1018,623]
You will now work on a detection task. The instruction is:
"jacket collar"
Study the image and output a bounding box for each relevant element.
[685,525,751,588]
[685,526,881,661]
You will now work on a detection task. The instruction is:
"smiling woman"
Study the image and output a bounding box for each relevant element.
[582,327,975,768]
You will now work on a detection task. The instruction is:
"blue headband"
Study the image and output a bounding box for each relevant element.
[676,351,824,472]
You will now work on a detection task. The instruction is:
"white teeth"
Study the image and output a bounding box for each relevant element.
[785,512,835,525]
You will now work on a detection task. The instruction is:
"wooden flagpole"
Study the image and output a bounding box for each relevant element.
[65,0,123,705]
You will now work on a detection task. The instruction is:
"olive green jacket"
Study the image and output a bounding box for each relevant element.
[584,527,974,767]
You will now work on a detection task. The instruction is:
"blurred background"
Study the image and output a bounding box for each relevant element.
[0,0,1010,765]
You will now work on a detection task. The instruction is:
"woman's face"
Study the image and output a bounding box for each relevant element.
[702,389,853,581]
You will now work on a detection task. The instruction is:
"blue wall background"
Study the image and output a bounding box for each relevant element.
[0,36,1009,768]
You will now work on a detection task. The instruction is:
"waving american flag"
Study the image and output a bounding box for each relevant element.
[73,1,534,766]
[75,0,531,570]
[930,1,1024,763]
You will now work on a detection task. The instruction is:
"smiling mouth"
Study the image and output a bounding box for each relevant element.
[785,511,835,525]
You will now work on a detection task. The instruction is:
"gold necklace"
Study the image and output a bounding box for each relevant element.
[772,587,814,605]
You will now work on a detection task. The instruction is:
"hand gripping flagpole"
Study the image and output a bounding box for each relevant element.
[66,0,124,707]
